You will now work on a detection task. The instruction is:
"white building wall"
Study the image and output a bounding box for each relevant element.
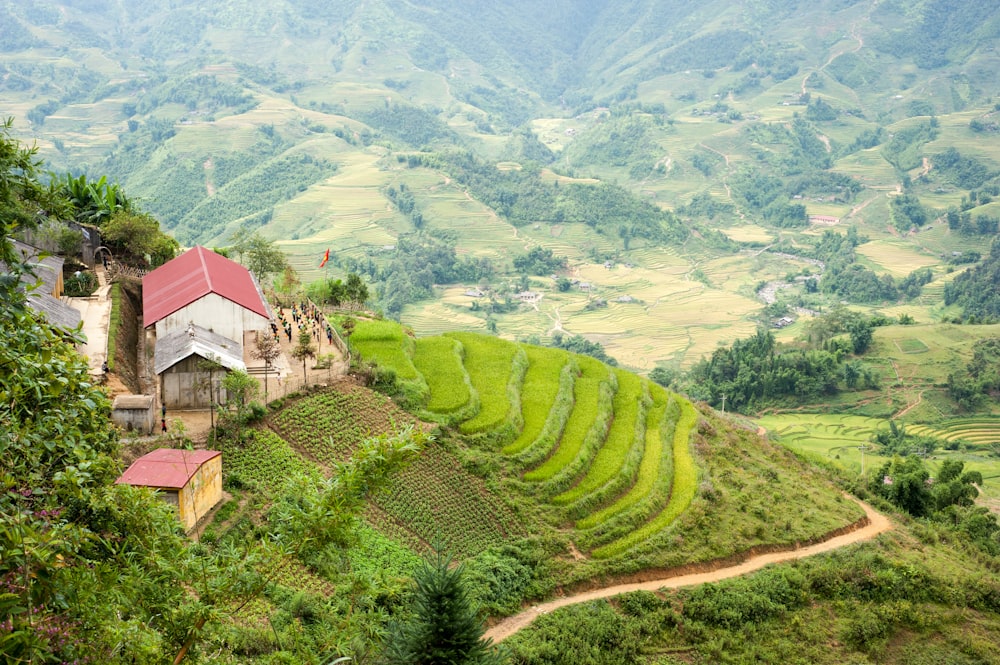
[153,293,270,343]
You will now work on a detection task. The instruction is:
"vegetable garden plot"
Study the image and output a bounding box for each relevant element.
[373,444,526,557]
[221,429,321,491]
[269,384,418,465]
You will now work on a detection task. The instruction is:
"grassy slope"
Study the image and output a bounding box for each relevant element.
[344,327,864,583]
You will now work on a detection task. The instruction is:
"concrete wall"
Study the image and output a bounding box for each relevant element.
[111,406,156,435]
[153,293,269,343]
[160,356,229,409]
[177,455,222,531]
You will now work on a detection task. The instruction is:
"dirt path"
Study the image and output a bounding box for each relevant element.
[484,496,891,643]
[892,388,925,420]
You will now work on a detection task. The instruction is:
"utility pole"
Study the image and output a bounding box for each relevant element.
[859,444,868,477]
[721,393,726,414]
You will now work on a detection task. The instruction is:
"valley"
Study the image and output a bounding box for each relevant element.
[4,0,1000,662]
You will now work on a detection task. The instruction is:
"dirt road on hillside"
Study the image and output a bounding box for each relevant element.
[484,496,891,643]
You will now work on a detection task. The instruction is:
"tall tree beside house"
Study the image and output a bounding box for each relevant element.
[346,272,370,308]
[229,228,288,283]
[196,354,224,431]
[291,329,317,384]
[221,369,260,444]
[251,332,282,403]
[101,208,178,266]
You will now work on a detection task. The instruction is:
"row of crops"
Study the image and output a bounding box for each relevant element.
[347,319,700,559]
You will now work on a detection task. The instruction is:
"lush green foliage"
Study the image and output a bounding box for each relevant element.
[0,123,194,663]
[947,337,1000,410]
[682,328,842,412]
[548,332,618,367]
[944,239,1000,322]
[384,550,502,665]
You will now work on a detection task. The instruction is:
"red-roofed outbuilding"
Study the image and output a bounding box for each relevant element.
[117,448,222,531]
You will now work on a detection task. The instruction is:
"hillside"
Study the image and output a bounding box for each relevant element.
[5,104,1000,664]
[5,0,1000,373]
[194,318,999,663]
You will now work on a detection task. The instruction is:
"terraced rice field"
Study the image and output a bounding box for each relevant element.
[554,369,645,506]
[350,319,421,381]
[413,336,474,414]
[349,326,858,560]
[906,418,1000,445]
[503,346,571,455]
[446,332,523,435]
[755,413,890,472]
[524,356,611,482]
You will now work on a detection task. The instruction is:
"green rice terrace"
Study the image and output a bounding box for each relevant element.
[223,318,866,584]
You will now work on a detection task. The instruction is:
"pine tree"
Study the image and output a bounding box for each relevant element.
[384,550,503,665]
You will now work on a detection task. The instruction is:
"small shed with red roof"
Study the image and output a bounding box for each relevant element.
[117,448,222,531]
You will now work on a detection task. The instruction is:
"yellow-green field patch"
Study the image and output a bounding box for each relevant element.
[721,225,775,243]
[856,240,939,278]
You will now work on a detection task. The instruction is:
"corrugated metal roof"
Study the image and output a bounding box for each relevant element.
[2,240,80,330]
[153,323,245,375]
[12,239,63,296]
[142,246,270,327]
[116,448,221,490]
[26,292,81,330]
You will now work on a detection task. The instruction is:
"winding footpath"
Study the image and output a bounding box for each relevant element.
[485,496,891,643]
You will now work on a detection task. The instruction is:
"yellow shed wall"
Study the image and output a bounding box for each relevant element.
[177,456,222,531]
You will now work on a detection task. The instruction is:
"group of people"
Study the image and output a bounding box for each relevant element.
[278,300,336,349]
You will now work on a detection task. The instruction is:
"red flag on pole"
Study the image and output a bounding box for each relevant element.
[319,248,330,268]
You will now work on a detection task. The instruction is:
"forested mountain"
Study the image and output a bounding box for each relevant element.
[5,0,1000,369]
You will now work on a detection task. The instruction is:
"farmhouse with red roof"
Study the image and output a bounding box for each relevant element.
[143,246,273,408]
[116,448,222,531]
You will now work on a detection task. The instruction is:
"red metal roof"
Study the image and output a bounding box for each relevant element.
[116,448,221,490]
[142,246,270,328]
